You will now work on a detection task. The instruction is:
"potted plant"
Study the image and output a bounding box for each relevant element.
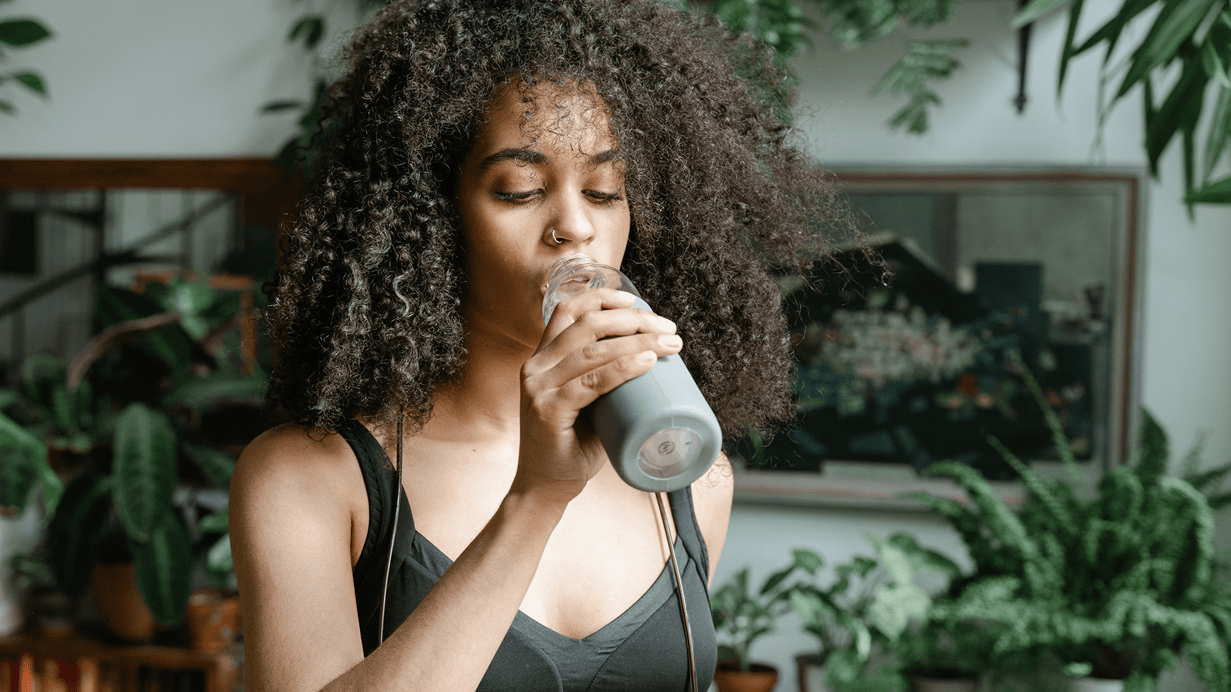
[2,277,263,640]
[711,563,797,692]
[788,536,939,692]
[908,357,1231,692]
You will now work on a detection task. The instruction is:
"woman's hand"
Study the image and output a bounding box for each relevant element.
[513,288,681,505]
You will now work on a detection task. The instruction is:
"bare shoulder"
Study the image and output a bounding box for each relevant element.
[230,423,370,570]
[690,452,735,585]
[230,424,371,692]
[232,424,365,519]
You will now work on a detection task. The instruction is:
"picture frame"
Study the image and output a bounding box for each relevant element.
[733,167,1146,509]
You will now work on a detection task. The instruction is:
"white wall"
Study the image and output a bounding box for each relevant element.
[1,1,1227,690]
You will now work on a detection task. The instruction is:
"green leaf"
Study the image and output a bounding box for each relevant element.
[1057,0,1087,93]
[47,471,112,596]
[0,410,51,514]
[206,532,233,580]
[0,18,51,47]
[198,508,229,534]
[760,563,797,595]
[1202,84,1231,181]
[1070,0,1160,60]
[792,548,825,574]
[1187,173,1231,202]
[163,371,266,409]
[261,99,304,114]
[183,444,237,488]
[288,14,325,50]
[131,515,194,625]
[1137,408,1170,487]
[0,388,17,410]
[112,403,178,542]
[11,71,45,96]
[1013,0,1072,29]
[1115,0,1222,99]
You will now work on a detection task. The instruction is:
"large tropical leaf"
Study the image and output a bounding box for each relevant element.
[46,470,112,596]
[0,410,56,515]
[112,403,178,542]
[130,514,194,625]
[163,371,266,410]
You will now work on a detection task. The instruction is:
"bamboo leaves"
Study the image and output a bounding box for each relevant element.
[1060,0,1231,205]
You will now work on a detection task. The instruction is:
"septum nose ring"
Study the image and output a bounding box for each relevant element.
[551,229,565,244]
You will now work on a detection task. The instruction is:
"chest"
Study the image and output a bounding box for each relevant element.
[397,443,680,640]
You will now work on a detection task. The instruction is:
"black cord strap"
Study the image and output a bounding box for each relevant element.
[378,412,404,643]
[656,492,697,692]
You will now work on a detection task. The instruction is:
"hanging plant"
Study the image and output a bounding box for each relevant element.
[0,9,52,115]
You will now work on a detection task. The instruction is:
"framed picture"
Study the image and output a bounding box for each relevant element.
[732,167,1146,509]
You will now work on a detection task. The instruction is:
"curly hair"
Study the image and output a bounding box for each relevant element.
[266,0,852,442]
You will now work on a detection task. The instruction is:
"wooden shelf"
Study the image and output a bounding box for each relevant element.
[0,632,240,692]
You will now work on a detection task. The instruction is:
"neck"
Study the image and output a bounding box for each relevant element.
[425,313,536,443]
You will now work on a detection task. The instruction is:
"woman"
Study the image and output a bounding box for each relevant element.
[231,1,843,690]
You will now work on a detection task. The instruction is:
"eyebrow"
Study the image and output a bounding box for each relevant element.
[479,147,622,169]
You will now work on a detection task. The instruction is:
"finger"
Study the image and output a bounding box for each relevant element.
[547,332,682,389]
[551,349,662,413]
[542,288,636,342]
[531,307,676,373]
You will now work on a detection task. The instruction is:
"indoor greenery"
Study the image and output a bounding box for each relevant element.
[908,358,1231,691]
[786,534,940,692]
[1018,0,1231,206]
[266,0,1231,205]
[0,4,51,115]
[1,277,263,625]
[710,562,796,671]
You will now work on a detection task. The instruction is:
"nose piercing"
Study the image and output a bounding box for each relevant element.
[551,229,564,244]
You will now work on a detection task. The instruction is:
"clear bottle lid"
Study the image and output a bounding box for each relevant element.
[542,254,641,325]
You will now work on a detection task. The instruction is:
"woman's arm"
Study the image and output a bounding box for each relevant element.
[230,427,569,692]
[232,289,682,692]
[691,453,735,586]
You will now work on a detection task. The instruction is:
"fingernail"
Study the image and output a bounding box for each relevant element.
[657,316,676,332]
[660,334,682,348]
[638,350,657,363]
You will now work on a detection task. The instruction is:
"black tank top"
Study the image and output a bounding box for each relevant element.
[340,419,718,691]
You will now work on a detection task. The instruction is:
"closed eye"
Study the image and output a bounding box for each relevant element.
[493,190,541,202]
[586,190,623,206]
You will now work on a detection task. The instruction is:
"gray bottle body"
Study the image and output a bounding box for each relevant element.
[542,257,722,492]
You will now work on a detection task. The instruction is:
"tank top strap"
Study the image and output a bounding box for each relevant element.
[338,419,414,653]
[667,487,710,585]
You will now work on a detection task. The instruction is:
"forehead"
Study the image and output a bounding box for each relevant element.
[472,81,618,155]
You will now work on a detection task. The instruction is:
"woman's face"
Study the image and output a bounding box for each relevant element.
[455,81,631,348]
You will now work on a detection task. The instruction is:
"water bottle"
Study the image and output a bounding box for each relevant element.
[542,254,722,492]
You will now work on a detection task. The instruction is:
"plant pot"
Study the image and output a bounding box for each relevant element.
[91,562,158,642]
[795,653,831,692]
[184,588,240,652]
[30,590,77,638]
[908,676,980,692]
[714,662,779,692]
[1068,679,1125,692]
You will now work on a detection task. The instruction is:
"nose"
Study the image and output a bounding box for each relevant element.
[543,194,596,248]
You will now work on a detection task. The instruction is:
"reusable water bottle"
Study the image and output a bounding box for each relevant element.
[542,255,722,492]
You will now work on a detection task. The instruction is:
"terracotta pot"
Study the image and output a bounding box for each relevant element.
[1068,679,1125,692]
[714,662,779,692]
[908,677,980,692]
[91,562,158,642]
[185,589,241,652]
[795,653,831,692]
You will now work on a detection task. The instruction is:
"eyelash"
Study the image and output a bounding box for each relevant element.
[492,190,624,206]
